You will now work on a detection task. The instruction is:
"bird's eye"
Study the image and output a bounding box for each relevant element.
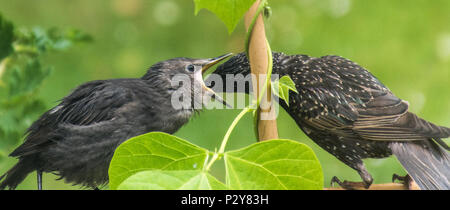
[186,64,195,72]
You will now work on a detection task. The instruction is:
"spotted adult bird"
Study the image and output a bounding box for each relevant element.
[0,53,232,190]
[211,52,450,190]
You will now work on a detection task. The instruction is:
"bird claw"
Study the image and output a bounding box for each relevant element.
[330,176,341,188]
[330,176,370,190]
[392,173,405,182]
[392,173,418,190]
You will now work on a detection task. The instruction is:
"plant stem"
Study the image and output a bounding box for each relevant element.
[204,0,273,171]
[204,106,251,171]
[245,0,277,141]
[255,38,273,108]
[244,0,267,58]
[218,107,251,154]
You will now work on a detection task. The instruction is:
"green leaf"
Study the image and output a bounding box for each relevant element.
[7,59,52,97]
[0,14,91,153]
[47,27,93,51]
[0,111,19,135]
[14,27,92,54]
[0,14,14,61]
[117,170,227,190]
[224,139,323,190]
[278,75,298,93]
[64,28,94,43]
[108,132,210,190]
[271,75,298,105]
[193,0,257,33]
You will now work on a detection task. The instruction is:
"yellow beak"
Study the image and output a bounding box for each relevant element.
[201,53,233,74]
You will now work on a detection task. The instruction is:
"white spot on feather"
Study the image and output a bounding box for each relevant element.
[50,105,63,114]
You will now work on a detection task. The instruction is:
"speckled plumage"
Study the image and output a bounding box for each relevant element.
[213,52,450,189]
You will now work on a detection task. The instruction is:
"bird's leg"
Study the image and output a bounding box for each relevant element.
[392,173,417,190]
[330,162,373,190]
[330,177,371,190]
[37,170,42,190]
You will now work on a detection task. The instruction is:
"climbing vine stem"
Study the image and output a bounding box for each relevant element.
[204,0,272,171]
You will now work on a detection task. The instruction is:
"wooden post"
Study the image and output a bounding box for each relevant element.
[324,182,420,190]
[244,0,278,141]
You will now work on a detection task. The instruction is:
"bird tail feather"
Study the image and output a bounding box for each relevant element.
[0,158,35,190]
[390,141,450,190]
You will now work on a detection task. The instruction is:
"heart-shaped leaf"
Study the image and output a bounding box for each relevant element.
[108,132,210,190]
[193,0,257,33]
[117,170,227,190]
[224,139,323,190]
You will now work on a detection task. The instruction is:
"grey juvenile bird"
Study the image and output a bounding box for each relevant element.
[0,53,232,190]
[212,52,450,190]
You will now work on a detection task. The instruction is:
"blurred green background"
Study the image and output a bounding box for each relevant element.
[0,0,449,190]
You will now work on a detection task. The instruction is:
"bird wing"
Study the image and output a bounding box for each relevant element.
[354,94,450,142]
[285,55,450,143]
[54,80,134,126]
[10,80,135,157]
[352,94,423,141]
[294,85,448,143]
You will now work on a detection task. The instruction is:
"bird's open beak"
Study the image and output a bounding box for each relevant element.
[201,53,233,74]
[200,53,233,108]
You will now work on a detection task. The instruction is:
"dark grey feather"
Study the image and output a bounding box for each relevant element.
[390,141,450,190]
[0,55,225,189]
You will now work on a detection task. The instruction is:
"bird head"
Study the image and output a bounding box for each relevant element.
[142,53,232,110]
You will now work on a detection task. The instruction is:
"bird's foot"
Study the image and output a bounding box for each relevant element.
[331,176,371,190]
[392,174,418,190]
